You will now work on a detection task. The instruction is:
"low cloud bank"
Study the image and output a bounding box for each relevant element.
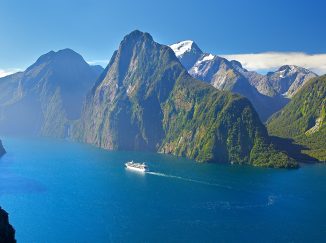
[221,52,326,75]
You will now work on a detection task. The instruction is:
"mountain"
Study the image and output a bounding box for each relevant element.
[0,140,5,156]
[170,41,243,91]
[0,207,16,243]
[0,72,23,105]
[90,65,104,76]
[169,40,203,70]
[73,30,296,168]
[170,41,317,121]
[0,49,101,137]
[267,75,326,161]
[248,65,317,97]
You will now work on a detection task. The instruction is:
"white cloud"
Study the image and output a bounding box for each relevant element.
[87,59,109,66]
[0,68,22,78]
[220,52,326,75]
[3,52,326,78]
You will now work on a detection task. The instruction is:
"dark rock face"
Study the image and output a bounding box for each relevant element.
[0,140,5,157]
[0,207,16,243]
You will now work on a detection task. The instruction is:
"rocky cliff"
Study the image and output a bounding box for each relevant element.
[0,207,15,243]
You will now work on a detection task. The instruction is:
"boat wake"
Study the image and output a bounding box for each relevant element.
[195,195,278,211]
[146,171,232,189]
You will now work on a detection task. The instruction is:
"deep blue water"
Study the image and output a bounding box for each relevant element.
[0,137,326,242]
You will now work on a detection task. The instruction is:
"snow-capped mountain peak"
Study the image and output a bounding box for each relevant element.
[169,40,203,57]
[275,65,315,78]
[169,40,203,70]
[170,40,194,57]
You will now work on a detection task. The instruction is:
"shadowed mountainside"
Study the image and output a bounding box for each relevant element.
[0,207,16,243]
[268,75,326,161]
[73,30,297,168]
[0,49,103,137]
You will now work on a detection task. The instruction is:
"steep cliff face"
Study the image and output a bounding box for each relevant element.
[0,140,5,157]
[0,207,16,243]
[74,30,296,168]
[0,72,23,105]
[0,49,101,137]
[74,31,185,151]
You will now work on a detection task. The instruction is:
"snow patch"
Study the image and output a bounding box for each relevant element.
[201,54,215,62]
[190,54,215,75]
[195,54,215,65]
[170,40,194,57]
[277,68,286,78]
[127,84,136,95]
[192,66,199,74]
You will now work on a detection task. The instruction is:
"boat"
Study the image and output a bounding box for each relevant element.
[125,161,148,172]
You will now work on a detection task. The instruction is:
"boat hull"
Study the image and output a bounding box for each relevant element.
[126,166,146,172]
[125,161,148,172]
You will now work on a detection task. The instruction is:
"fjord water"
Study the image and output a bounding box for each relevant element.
[0,137,325,242]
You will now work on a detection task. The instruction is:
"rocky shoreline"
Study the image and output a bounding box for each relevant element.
[0,207,16,243]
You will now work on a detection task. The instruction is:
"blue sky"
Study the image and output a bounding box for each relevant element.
[1,0,326,75]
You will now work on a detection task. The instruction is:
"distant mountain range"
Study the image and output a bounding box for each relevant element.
[170,41,317,121]
[0,207,15,242]
[72,30,296,168]
[0,49,103,136]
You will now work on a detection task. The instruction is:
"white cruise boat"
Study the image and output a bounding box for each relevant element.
[125,161,148,172]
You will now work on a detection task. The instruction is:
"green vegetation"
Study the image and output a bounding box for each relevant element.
[161,76,296,167]
[76,30,296,168]
[267,75,326,161]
